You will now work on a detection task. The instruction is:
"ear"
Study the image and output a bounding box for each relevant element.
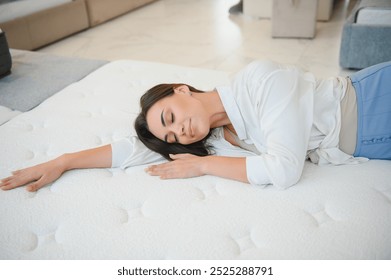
[173,85,190,95]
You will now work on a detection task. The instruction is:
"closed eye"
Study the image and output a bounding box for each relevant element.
[162,112,178,143]
[165,133,178,144]
[170,113,178,143]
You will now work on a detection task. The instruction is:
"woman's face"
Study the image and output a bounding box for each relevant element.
[146,86,210,145]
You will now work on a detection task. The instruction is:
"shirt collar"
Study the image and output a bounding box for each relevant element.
[215,86,247,140]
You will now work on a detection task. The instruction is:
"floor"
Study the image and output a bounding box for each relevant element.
[39,0,357,79]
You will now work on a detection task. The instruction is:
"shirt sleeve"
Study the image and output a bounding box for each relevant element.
[111,136,164,168]
[245,66,315,189]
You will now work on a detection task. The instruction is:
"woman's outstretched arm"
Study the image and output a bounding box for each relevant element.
[0,145,112,192]
[146,153,249,184]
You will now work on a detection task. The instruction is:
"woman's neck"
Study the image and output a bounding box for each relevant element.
[194,89,230,128]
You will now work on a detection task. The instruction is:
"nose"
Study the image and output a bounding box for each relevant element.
[172,122,185,136]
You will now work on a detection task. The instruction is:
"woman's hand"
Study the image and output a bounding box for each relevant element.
[146,154,249,184]
[1,144,112,192]
[145,153,206,179]
[0,156,67,192]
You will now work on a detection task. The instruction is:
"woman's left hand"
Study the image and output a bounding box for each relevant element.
[145,153,206,179]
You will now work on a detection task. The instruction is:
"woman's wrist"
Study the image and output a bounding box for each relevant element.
[199,155,249,183]
[57,154,72,172]
[200,156,212,175]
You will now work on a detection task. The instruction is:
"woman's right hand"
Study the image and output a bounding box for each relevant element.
[0,156,67,192]
[1,144,113,192]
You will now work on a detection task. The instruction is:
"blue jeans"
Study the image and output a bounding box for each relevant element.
[350,61,391,159]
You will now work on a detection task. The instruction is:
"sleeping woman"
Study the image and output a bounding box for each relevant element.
[1,60,391,192]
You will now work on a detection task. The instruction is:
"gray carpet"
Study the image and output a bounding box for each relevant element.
[0,50,107,111]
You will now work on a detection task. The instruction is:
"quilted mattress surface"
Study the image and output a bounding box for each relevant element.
[1,60,391,259]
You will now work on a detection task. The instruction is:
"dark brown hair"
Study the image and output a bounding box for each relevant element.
[134,83,213,160]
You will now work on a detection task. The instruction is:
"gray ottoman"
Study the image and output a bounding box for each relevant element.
[339,0,391,69]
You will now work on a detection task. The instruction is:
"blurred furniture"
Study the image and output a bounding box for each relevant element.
[243,0,335,21]
[271,0,318,38]
[0,0,89,50]
[339,0,391,69]
[84,0,156,27]
[0,0,158,50]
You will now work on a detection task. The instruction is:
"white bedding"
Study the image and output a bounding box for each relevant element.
[0,60,391,259]
[0,105,21,125]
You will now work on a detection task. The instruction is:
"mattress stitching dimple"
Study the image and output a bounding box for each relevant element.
[371,188,391,204]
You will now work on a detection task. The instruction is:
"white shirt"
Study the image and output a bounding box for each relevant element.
[111,60,366,189]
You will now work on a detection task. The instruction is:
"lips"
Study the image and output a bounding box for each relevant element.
[188,118,194,137]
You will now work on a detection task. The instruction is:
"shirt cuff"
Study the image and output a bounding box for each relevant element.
[246,156,271,186]
[111,138,133,168]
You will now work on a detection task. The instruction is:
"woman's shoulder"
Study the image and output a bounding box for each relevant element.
[244,59,283,73]
[237,60,309,86]
[235,59,287,82]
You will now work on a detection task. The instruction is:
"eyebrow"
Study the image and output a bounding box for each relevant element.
[161,110,166,127]
[161,110,168,142]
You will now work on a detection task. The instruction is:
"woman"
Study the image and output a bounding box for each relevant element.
[1,60,391,192]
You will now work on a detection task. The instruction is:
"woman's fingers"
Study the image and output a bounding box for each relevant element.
[1,172,50,192]
[0,178,10,190]
[146,162,171,178]
[145,163,167,176]
[146,154,204,179]
[169,153,193,160]
[0,176,21,190]
[146,165,179,179]
[1,170,40,191]
[0,175,12,185]
[0,173,19,190]
[0,165,46,191]
[26,177,47,192]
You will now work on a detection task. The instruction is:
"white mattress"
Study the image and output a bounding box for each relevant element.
[1,60,391,260]
[356,7,391,25]
[0,105,21,125]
